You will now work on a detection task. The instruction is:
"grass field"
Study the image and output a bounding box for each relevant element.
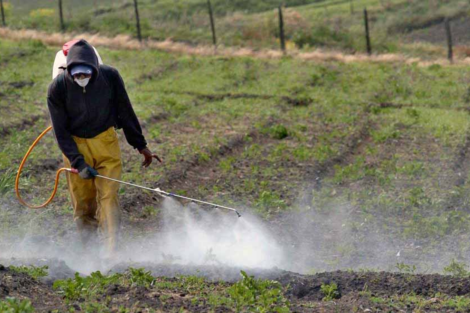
[3,35,470,311]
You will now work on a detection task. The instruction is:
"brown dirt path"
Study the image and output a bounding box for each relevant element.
[1,28,468,66]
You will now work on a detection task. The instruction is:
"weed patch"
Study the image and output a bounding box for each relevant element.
[0,298,34,313]
[9,265,48,280]
[228,271,290,313]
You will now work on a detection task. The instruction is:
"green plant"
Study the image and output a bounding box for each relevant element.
[228,271,290,313]
[407,187,431,208]
[9,265,48,280]
[270,125,289,140]
[142,206,158,217]
[126,268,155,287]
[53,271,122,301]
[320,282,340,301]
[219,157,235,173]
[406,108,420,121]
[177,275,207,292]
[0,298,34,313]
[0,168,15,196]
[333,157,365,184]
[443,259,469,277]
[255,191,287,212]
[79,301,111,313]
[371,125,401,143]
[395,262,417,274]
[445,296,470,312]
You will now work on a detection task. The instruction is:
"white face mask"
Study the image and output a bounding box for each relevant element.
[75,77,90,88]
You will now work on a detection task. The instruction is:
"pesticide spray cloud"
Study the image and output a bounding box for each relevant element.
[118,198,284,269]
[0,198,285,276]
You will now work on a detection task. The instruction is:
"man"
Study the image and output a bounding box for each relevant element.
[47,39,161,257]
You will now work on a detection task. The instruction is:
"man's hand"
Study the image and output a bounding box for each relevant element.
[79,165,98,179]
[139,147,162,167]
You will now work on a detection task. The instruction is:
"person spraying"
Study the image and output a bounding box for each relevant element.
[47,39,161,257]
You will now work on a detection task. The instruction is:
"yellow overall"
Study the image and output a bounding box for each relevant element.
[63,127,122,256]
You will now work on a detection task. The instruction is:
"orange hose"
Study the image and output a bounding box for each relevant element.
[15,126,75,209]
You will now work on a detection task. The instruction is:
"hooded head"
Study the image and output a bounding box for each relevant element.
[66,39,99,80]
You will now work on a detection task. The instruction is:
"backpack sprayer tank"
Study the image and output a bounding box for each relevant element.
[52,39,103,79]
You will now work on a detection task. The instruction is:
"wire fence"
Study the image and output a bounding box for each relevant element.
[0,0,463,62]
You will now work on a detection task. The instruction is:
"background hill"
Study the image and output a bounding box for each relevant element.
[3,0,470,56]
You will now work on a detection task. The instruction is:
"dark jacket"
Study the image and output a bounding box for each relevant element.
[47,39,147,171]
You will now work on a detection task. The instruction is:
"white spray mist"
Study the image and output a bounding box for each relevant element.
[119,198,285,269]
[0,198,285,275]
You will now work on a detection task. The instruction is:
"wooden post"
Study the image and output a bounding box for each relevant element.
[278,5,286,53]
[0,0,5,27]
[445,18,453,63]
[207,0,217,47]
[364,8,372,55]
[133,0,142,42]
[350,0,354,14]
[58,0,65,32]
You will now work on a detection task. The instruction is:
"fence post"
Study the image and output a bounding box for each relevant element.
[133,0,142,42]
[364,8,372,55]
[445,18,453,63]
[0,0,5,27]
[207,0,217,47]
[278,4,286,53]
[58,0,65,32]
[350,0,354,14]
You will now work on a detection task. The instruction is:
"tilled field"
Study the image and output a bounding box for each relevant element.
[3,37,470,311]
[2,260,470,312]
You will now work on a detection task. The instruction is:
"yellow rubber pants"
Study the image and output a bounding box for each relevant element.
[63,127,122,256]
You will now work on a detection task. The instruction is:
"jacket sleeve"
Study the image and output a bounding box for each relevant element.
[111,68,147,151]
[47,78,87,171]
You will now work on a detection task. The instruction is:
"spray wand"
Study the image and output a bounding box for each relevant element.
[72,169,242,217]
[15,126,242,217]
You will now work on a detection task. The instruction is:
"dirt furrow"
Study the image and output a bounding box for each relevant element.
[281,270,470,301]
[310,117,371,191]
[119,128,262,212]
[368,102,470,113]
[171,91,312,106]
[136,61,179,83]
[159,129,260,191]
[0,80,35,89]
[444,123,470,211]
[0,114,44,137]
